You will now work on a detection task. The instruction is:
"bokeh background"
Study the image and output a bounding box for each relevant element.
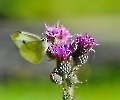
[0,0,120,100]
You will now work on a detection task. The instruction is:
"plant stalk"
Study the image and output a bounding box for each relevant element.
[62,75,74,100]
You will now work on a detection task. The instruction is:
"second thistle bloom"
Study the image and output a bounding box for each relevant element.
[72,33,99,65]
[75,33,97,53]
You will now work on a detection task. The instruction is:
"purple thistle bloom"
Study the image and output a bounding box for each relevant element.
[47,40,75,61]
[44,21,71,44]
[43,21,99,100]
[75,33,98,53]
[72,33,99,65]
[44,21,98,66]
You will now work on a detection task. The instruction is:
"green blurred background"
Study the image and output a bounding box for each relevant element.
[0,0,120,100]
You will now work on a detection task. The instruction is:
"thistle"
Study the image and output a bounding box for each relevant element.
[44,21,99,100]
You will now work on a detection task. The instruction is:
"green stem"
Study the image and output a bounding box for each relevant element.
[62,75,74,100]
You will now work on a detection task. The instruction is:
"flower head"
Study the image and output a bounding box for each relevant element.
[72,33,99,65]
[44,21,70,44]
[44,21,99,67]
[47,40,75,61]
[75,33,98,53]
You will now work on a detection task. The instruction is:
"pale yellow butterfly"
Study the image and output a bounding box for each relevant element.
[11,31,47,64]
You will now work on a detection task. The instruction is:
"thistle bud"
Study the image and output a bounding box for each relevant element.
[50,72,63,84]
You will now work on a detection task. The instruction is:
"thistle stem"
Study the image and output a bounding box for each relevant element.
[62,75,74,100]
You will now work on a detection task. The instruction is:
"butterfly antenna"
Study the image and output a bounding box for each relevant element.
[41,33,44,37]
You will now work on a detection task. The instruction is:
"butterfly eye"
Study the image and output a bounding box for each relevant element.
[41,38,47,42]
[23,40,26,44]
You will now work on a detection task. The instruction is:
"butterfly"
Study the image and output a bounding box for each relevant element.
[10,31,48,64]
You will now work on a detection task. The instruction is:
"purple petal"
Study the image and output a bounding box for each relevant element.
[44,21,71,44]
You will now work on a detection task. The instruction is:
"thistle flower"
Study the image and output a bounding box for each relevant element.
[44,21,99,100]
[72,33,99,65]
[76,33,98,52]
[44,21,71,44]
[47,40,75,61]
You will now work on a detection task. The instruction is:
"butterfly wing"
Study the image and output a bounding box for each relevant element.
[11,31,47,64]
